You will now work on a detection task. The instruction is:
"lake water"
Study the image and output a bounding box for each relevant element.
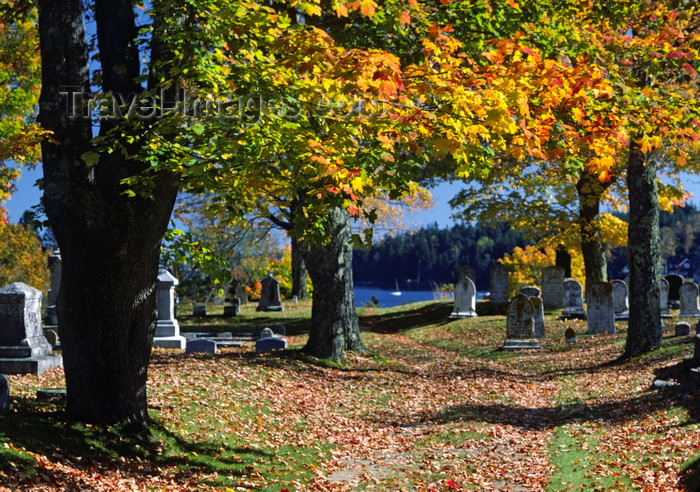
[354,286,441,308]
[354,286,490,308]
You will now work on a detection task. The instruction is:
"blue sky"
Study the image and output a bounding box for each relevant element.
[7,166,700,230]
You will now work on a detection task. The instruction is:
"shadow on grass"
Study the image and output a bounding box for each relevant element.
[427,361,700,433]
[181,315,312,337]
[359,302,454,334]
[0,398,269,488]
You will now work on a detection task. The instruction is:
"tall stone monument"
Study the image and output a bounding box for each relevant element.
[257,274,284,312]
[665,274,684,309]
[153,267,186,349]
[612,280,629,320]
[489,264,509,306]
[44,249,61,326]
[660,278,670,318]
[0,283,62,375]
[501,294,542,350]
[678,282,700,318]
[560,278,586,320]
[449,268,478,319]
[587,282,615,335]
[542,266,565,310]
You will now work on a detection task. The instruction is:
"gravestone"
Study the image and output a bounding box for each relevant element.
[0,374,8,414]
[519,286,541,298]
[660,278,671,318]
[678,282,700,318]
[530,296,546,338]
[564,327,577,344]
[674,322,691,337]
[665,274,684,308]
[561,278,586,320]
[612,280,629,320]
[193,305,207,316]
[587,282,615,335]
[223,298,240,317]
[457,266,477,285]
[272,324,286,336]
[186,339,218,354]
[236,284,248,305]
[501,294,542,350]
[542,266,565,310]
[256,337,287,353]
[153,267,186,349]
[44,329,58,349]
[260,327,274,339]
[257,274,284,312]
[449,269,478,319]
[44,249,61,326]
[489,264,509,306]
[0,283,62,375]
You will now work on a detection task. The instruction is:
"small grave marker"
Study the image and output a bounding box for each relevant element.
[679,282,700,318]
[449,268,478,319]
[256,337,287,353]
[564,327,577,344]
[674,322,691,337]
[587,282,615,335]
[560,279,586,320]
[257,274,284,312]
[186,339,218,354]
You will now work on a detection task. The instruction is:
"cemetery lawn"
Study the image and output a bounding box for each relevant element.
[1,300,699,491]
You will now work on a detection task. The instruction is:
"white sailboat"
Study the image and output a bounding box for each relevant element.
[391,279,401,296]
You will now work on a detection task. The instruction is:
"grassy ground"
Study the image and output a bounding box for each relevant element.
[0,299,699,491]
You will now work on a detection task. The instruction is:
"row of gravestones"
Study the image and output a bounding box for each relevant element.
[191,273,285,318]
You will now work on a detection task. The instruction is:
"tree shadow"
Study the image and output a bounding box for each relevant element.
[359,302,454,334]
[0,397,271,488]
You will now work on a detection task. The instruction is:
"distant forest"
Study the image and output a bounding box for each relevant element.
[354,204,700,291]
[352,222,530,291]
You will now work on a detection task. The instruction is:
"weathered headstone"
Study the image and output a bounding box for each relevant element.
[153,267,186,349]
[257,274,284,312]
[236,284,248,305]
[186,339,218,354]
[223,298,240,317]
[587,282,615,335]
[272,324,286,336]
[260,327,274,339]
[449,269,478,319]
[0,374,8,414]
[660,278,671,318]
[678,282,700,318]
[564,327,577,344]
[489,264,509,306]
[519,286,541,298]
[44,249,61,326]
[0,283,62,375]
[561,278,586,320]
[255,337,287,353]
[43,329,58,349]
[612,280,629,320]
[501,294,542,350]
[665,274,684,308]
[458,266,477,285]
[674,322,691,337]
[530,296,546,338]
[193,305,207,316]
[542,266,565,310]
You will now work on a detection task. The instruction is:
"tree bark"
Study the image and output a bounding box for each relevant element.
[624,142,663,358]
[291,237,308,299]
[303,208,365,361]
[576,171,610,287]
[38,0,178,426]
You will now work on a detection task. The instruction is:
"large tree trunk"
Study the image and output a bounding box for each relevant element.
[303,208,365,361]
[38,0,178,426]
[291,237,308,299]
[624,142,662,358]
[576,170,610,286]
